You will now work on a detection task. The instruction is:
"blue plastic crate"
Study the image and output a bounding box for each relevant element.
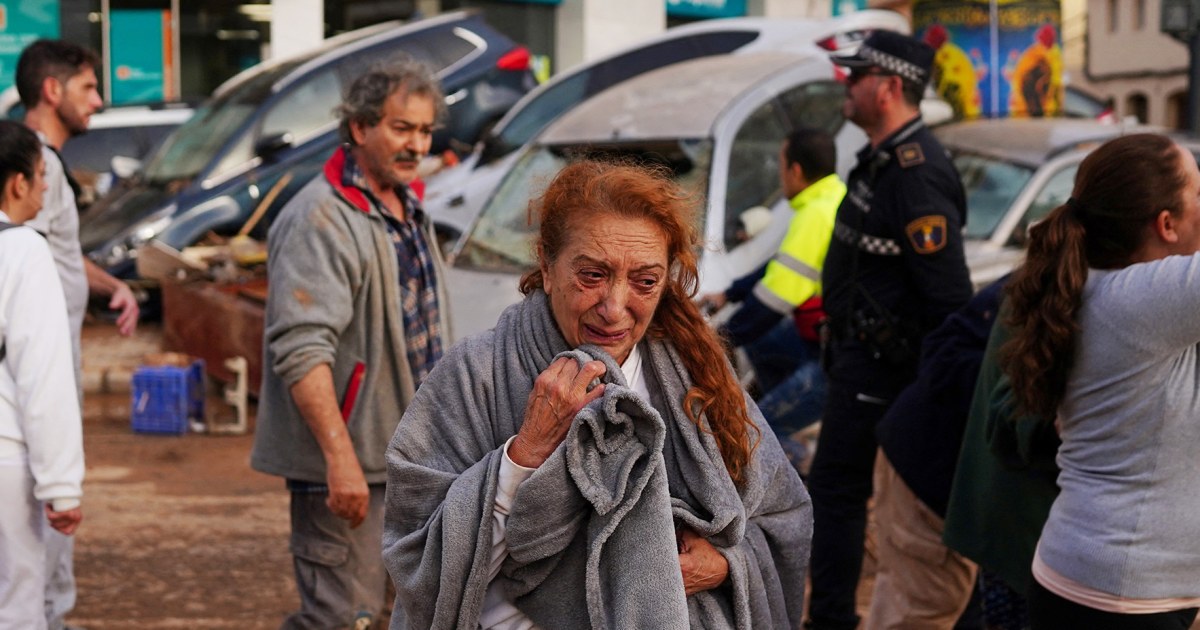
[131,360,206,435]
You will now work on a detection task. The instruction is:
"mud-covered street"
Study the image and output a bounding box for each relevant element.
[67,322,289,628]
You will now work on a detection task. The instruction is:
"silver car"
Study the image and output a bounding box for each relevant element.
[441,50,866,341]
[933,118,1167,288]
[421,10,911,246]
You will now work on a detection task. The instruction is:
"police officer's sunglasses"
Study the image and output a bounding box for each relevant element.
[847,68,897,85]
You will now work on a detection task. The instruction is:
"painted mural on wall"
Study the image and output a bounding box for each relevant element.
[914,0,1062,119]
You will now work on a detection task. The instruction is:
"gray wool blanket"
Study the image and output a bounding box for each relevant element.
[383,291,812,629]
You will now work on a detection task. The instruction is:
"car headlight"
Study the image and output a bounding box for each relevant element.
[127,212,174,250]
[94,204,177,268]
[92,242,130,269]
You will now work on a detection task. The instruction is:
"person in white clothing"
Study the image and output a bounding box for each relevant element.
[0,120,84,630]
[17,39,140,630]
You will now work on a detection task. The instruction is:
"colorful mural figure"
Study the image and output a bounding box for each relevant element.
[924,23,986,120]
[914,0,1063,119]
[1005,23,1062,117]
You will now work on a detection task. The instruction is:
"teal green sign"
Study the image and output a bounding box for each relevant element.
[0,0,62,93]
[832,0,869,16]
[666,0,746,19]
[110,9,170,105]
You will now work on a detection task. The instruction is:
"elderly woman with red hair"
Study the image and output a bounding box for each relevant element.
[382,160,812,629]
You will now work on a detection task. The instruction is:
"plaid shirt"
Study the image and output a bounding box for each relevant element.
[342,151,443,387]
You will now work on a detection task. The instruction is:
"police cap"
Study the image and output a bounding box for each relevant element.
[832,30,934,88]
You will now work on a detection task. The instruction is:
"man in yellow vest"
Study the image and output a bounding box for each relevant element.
[701,128,845,471]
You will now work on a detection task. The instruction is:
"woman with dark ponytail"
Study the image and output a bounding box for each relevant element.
[1002,133,1200,629]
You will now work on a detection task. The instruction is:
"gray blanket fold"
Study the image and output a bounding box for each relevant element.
[557,347,686,630]
[383,291,813,630]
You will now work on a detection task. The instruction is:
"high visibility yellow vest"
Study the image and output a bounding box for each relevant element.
[751,173,846,315]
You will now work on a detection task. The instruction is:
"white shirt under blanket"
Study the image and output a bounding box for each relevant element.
[480,345,648,629]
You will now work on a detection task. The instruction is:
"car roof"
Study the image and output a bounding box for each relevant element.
[213,10,478,99]
[539,50,829,144]
[645,9,909,49]
[933,118,1149,167]
[488,10,906,137]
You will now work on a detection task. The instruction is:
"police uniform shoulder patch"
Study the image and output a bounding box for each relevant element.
[896,142,925,168]
[906,215,948,254]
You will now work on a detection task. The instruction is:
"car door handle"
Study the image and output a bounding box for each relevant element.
[449,195,465,208]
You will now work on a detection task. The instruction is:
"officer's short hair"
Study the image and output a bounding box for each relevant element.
[899,79,925,108]
[15,40,100,110]
[337,57,446,145]
[784,128,836,181]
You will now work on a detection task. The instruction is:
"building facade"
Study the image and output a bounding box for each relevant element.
[1074,0,1188,128]
[2,0,914,105]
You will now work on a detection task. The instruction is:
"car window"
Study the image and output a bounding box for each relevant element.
[490,72,589,159]
[457,139,713,273]
[1013,163,1077,246]
[209,132,255,183]
[488,31,758,158]
[144,102,257,184]
[341,27,476,80]
[724,101,788,249]
[261,68,342,147]
[142,59,304,184]
[457,147,566,272]
[952,153,1035,240]
[399,28,480,70]
[778,80,847,134]
[62,128,147,173]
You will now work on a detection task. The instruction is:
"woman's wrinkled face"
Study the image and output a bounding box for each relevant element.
[541,212,670,365]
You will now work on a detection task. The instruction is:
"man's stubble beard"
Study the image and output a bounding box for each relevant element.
[57,103,89,138]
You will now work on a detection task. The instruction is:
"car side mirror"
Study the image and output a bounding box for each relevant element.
[255,132,294,160]
[479,129,513,166]
[478,135,499,165]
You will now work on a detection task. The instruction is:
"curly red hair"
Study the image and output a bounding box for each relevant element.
[519,159,759,486]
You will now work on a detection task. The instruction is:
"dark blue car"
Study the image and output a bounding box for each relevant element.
[81,10,534,279]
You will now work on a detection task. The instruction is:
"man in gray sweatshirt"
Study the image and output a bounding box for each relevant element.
[250,60,451,629]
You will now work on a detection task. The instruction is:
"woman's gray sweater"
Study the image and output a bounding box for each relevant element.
[1038,253,1200,599]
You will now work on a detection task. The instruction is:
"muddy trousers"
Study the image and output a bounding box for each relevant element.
[283,484,387,630]
[867,452,976,630]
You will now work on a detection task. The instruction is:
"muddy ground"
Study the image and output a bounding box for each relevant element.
[70,393,304,629]
[68,321,311,629]
[68,322,886,629]
[65,319,1200,629]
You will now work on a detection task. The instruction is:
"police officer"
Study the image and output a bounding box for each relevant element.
[805,31,972,630]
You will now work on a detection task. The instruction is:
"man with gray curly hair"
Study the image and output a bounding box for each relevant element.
[251,58,451,629]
